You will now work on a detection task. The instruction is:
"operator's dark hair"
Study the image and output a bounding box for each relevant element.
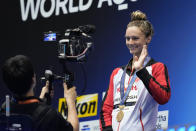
[2,55,34,96]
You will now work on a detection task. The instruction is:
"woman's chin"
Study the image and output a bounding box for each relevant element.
[129,50,141,56]
[129,50,137,54]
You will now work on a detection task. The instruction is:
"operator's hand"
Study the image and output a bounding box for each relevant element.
[64,83,79,131]
[132,44,148,71]
[39,81,54,99]
[63,83,77,105]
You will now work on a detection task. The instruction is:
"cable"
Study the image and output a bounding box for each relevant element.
[79,62,87,96]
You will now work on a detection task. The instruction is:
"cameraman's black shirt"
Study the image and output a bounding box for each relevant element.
[0,97,73,131]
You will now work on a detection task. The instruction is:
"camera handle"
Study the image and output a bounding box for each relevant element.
[44,79,53,105]
[59,59,74,89]
[59,59,75,120]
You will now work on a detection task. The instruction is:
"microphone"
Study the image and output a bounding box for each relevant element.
[78,25,96,34]
[41,70,64,81]
[64,25,95,38]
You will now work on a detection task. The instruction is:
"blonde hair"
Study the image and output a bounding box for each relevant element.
[127,10,154,37]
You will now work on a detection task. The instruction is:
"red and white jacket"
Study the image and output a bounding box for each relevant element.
[100,58,171,131]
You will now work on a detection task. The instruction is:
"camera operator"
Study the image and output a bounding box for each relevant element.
[0,55,79,131]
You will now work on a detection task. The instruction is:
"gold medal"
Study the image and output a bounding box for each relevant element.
[116,110,124,122]
[116,105,125,122]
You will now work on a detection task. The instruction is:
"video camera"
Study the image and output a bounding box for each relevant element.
[42,25,95,104]
[43,25,95,62]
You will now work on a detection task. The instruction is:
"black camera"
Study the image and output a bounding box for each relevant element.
[44,25,95,62]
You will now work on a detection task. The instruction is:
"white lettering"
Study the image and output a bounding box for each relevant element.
[113,0,127,10]
[79,0,93,11]
[20,0,139,21]
[20,0,41,21]
[113,0,125,4]
[69,0,78,13]
[118,4,128,10]
[56,0,68,15]
[97,0,112,8]
[40,0,55,18]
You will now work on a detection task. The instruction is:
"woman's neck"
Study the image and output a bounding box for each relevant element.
[133,52,141,59]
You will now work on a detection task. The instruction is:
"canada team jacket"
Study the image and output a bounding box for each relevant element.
[100,58,171,131]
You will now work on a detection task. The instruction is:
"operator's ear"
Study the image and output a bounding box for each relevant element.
[32,73,36,87]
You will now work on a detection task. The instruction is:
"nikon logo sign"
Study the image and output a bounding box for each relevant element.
[58,93,98,118]
[20,0,138,21]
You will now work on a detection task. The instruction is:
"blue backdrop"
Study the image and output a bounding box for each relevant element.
[0,0,196,127]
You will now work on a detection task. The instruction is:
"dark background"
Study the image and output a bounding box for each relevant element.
[1,0,196,126]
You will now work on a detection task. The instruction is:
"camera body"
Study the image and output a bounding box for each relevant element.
[43,25,95,62]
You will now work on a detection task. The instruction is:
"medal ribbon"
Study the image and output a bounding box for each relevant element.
[120,56,151,105]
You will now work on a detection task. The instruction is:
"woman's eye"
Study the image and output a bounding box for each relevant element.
[125,36,131,41]
[125,36,139,41]
[132,37,139,40]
